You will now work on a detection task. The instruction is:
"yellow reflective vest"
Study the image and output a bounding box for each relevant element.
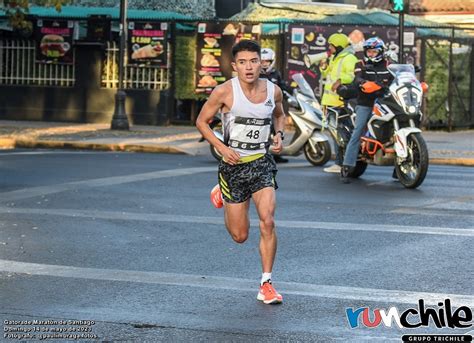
[321,48,358,107]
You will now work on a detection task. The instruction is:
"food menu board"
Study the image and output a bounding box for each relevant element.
[128,22,168,67]
[35,19,74,64]
[285,24,417,97]
[86,15,111,43]
[195,22,261,94]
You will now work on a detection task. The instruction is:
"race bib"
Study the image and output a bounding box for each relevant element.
[228,116,271,151]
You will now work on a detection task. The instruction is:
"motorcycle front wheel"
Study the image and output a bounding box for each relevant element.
[395,133,429,189]
[303,140,331,166]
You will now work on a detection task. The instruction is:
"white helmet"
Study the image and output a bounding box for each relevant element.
[261,48,276,73]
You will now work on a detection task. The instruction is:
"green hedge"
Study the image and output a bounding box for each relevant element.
[425,41,471,127]
[175,34,207,101]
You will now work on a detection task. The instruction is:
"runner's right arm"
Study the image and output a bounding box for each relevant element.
[196,84,241,165]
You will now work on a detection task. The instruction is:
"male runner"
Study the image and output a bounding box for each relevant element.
[196,40,285,304]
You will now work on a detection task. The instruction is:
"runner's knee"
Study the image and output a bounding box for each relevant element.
[226,223,249,243]
[259,216,275,234]
[230,231,248,244]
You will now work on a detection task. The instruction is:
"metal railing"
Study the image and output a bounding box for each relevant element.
[102,41,169,90]
[0,40,75,87]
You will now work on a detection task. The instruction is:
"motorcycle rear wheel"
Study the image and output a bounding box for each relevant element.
[349,160,368,178]
[304,140,331,166]
[395,133,429,189]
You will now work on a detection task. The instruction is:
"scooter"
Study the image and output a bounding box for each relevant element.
[206,73,332,166]
[198,114,223,161]
[326,64,429,188]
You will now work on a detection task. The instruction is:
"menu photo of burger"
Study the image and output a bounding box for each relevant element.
[40,34,70,58]
[131,41,164,60]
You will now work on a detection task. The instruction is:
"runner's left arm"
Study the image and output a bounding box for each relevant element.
[272,86,285,153]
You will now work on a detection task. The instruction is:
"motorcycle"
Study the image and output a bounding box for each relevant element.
[326,64,429,189]
[204,73,332,166]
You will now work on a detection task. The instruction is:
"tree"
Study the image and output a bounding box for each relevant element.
[1,0,70,34]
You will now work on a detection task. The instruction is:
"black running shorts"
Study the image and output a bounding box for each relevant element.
[217,154,278,204]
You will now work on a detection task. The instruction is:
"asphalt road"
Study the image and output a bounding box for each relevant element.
[0,150,473,342]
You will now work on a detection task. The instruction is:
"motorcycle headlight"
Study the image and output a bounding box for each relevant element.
[395,88,408,109]
[396,87,422,114]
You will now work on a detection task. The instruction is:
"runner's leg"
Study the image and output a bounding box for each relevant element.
[223,200,250,243]
[252,187,277,273]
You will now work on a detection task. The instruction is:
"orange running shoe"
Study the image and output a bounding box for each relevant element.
[257,281,283,304]
[210,184,223,208]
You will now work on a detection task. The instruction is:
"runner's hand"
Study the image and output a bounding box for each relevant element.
[219,146,240,165]
[272,134,283,153]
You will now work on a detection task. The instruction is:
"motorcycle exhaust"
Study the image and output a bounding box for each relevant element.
[374,149,395,166]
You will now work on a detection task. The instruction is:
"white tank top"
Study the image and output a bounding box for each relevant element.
[222,77,275,157]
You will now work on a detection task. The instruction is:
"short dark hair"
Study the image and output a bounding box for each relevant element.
[231,40,261,59]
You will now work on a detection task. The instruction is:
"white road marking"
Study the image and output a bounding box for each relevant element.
[392,208,474,217]
[366,181,392,186]
[0,162,312,203]
[1,259,472,307]
[0,166,216,202]
[0,207,472,237]
[0,151,104,156]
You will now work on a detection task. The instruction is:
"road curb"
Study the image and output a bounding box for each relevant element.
[429,158,474,167]
[0,138,15,149]
[1,138,473,166]
[0,138,186,155]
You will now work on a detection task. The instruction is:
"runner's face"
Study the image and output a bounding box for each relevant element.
[232,50,261,83]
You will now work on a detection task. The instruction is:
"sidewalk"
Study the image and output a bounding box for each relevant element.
[0,120,472,166]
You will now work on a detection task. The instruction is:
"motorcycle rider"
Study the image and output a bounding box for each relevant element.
[337,37,393,183]
[260,48,290,91]
[319,33,358,173]
[260,48,290,163]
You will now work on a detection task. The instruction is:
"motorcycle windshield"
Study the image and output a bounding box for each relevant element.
[388,64,420,86]
[292,73,316,100]
[387,64,415,77]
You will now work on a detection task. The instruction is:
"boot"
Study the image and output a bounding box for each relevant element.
[392,168,399,181]
[341,165,351,184]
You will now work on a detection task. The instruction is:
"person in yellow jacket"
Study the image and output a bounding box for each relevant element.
[319,33,358,173]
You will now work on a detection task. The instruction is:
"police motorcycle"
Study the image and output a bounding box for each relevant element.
[327,64,429,189]
[206,73,331,166]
